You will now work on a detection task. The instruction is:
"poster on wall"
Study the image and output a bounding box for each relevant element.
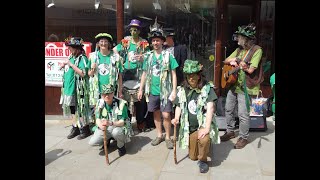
[45,42,92,87]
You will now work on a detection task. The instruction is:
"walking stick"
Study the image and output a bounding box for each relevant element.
[173,124,177,164]
[103,129,109,165]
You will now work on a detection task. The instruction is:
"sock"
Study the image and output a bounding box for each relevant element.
[131,116,136,123]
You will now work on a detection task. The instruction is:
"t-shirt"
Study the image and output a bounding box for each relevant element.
[174,86,217,133]
[63,55,90,95]
[95,51,123,92]
[227,48,263,95]
[142,52,179,95]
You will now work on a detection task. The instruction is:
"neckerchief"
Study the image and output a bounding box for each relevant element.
[187,87,201,97]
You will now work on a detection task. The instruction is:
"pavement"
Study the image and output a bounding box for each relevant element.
[45,115,275,180]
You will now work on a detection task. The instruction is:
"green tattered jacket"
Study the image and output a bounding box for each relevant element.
[144,50,172,107]
[94,98,133,142]
[176,82,220,149]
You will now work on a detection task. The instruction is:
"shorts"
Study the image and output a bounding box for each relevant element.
[147,94,173,112]
[123,69,138,81]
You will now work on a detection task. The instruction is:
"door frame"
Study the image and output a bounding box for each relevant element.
[214,0,261,96]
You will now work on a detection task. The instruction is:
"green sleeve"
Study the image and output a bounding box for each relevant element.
[116,44,122,52]
[270,73,275,87]
[227,48,239,59]
[206,87,218,103]
[249,48,263,68]
[78,56,89,72]
[169,53,179,70]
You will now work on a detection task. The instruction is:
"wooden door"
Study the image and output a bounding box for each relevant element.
[214,0,260,96]
[45,86,63,115]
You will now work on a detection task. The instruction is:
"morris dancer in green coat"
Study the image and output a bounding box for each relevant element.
[60,36,92,140]
[89,84,131,157]
[88,33,123,109]
[138,18,178,149]
[171,60,220,173]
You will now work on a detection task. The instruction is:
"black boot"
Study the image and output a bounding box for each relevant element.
[118,145,126,156]
[77,125,91,140]
[67,126,80,139]
[99,138,114,150]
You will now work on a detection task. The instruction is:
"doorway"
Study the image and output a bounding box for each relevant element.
[214,0,260,96]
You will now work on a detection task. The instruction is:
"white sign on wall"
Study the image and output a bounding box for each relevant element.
[45,42,91,87]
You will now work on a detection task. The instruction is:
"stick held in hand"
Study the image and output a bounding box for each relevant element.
[103,129,109,165]
[173,124,177,164]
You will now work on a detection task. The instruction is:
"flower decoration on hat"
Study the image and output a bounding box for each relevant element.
[64,36,84,46]
[234,23,256,39]
[183,59,203,74]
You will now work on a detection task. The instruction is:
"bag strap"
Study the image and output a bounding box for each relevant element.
[256,90,263,99]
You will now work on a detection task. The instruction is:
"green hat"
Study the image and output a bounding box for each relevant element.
[234,23,256,39]
[95,33,113,43]
[101,84,115,94]
[183,59,203,74]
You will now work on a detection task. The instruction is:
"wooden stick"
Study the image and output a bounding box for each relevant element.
[103,129,109,165]
[173,124,177,164]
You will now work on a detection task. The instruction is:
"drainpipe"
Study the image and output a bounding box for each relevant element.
[116,0,124,43]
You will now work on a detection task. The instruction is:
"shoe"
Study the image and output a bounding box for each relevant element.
[67,126,80,139]
[77,125,92,140]
[137,122,145,132]
[151,136,164,146]
[220,131,235,142]
[118,146,126,156]
[234,137,249,149]
[197,161,209,173]
[165,139,174,149]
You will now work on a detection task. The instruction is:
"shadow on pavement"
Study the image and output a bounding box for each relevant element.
[45,149,72,166]
[125,136,152,154]
[248,120,275,149]
[209,119,275,167]
[210,140,235,167]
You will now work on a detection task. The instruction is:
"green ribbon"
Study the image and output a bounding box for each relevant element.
[243,77,251,113]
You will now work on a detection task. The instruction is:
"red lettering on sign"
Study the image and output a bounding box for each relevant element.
[65,49,70,56]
